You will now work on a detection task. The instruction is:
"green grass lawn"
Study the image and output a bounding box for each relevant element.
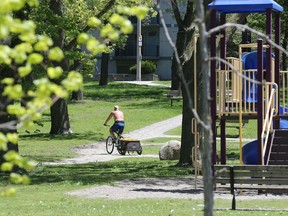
[1,81,287,215]
[18,82,181,162]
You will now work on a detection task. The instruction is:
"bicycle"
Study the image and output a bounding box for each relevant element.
[105,130,142,155]
[106,132,126,155]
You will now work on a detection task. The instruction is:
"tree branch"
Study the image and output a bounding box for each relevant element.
[64,0,116,51]
[183,1,195,27]
[170,0,184,28]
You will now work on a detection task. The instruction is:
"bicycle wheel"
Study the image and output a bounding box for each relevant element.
[137,146,142,155]
[117,136,126,155]
[106,136,114,154]
[118,148,126,155]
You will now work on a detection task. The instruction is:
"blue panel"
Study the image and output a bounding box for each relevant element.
[208,0,283,13]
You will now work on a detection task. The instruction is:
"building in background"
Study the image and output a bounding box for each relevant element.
[94,1,177,81]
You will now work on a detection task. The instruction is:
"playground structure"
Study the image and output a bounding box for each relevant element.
[191,0,288,170]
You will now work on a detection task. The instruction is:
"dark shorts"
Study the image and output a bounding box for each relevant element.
[110,121,125,134]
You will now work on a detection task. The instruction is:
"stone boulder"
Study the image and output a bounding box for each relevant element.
[159,140,181,160]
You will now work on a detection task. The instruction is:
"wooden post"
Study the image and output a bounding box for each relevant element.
[220,13,227,165]
[257,39,263,165]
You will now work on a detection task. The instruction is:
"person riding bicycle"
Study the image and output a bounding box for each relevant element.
[103,105,125,143]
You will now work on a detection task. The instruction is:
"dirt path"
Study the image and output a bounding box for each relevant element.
[47,82,288,201]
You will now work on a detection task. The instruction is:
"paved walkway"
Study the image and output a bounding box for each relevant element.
[124,115,182,140]
[44,115,182,165]
[118,81,170,88]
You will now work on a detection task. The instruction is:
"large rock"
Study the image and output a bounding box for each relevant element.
[159,140,181,160]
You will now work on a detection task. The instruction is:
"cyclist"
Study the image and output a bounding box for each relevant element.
[103,105,125,142]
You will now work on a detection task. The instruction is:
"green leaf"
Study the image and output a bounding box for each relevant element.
[0,45,12,64]
[1,162,13,172]
[4,150,21,162]
[0,25,9,39]
[34,35,53,51]
[10,173,23,184]
[100,24,119,40]
[27,53,43,64]
[1,78,14,85]
[7,104,26,116]
[86,38,106,55]
[47,66,63,79]
[77,33,89,44]
[48,47,64,62]
[18,64,32,77]
[131,6,149,20]
[27,0,39,7]
[3,84,24,99]
[61,71,83,91]
[109,14,124,25]
[120,20,133,34]
[1,187,17,197]
[116,6,131,15]
[22,175,31,185]
[87,17,101,28]
[9,0,25,11]
[7,133,19,144]
[19,32,37,43]
[23,160,36,171]
[0,133,8,151]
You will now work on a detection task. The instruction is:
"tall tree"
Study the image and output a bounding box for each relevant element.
[48,0,73,134]
[0,0,82,193]
[30,0,153,133]
[168,0,196,165]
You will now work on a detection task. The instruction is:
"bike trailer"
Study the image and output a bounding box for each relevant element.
[119,138,142,153]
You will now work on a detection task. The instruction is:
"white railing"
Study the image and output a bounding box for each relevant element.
[280,71,288,114]
[217,58,258,116]
[261,83,278,165]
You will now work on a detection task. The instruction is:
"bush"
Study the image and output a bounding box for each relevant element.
[129,60,156,74]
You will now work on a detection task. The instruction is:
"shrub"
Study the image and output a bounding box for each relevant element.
[129,60,156,74]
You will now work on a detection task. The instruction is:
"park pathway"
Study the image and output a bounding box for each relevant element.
[44,114,182,165]
[123,115,182,140]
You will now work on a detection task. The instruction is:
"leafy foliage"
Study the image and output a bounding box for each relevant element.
[129,60,157,74]
[0,0,150,196]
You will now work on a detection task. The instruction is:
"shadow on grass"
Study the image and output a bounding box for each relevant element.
[227,152,240,160]
[29,160,189,185]
[20,131,103,142]
[84,82,168,101]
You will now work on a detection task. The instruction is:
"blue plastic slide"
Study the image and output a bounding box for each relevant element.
[241,51,288,164]
[242,139,268,165]
[279,105,288,128]
[241,51,274,103]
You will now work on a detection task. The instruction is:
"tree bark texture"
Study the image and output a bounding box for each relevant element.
[99,52,110,86]
[71,91,83,101]
[48,0,73,134]
[169,1,196,165]
[170,1,195,90]
[195,0,214,214]
[50,98,72,134]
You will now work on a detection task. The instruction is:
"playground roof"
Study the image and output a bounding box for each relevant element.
[208,0,283,13]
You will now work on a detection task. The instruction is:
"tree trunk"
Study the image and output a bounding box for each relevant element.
[195,0,214,214]
[71,61,83,101]
[48,0,73,134]
[71,91,83,100]
[99,52,110,86]
[50,98,72,134]
[171,54,181,90]
[167,1,196,165]
[179,88,194,165]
